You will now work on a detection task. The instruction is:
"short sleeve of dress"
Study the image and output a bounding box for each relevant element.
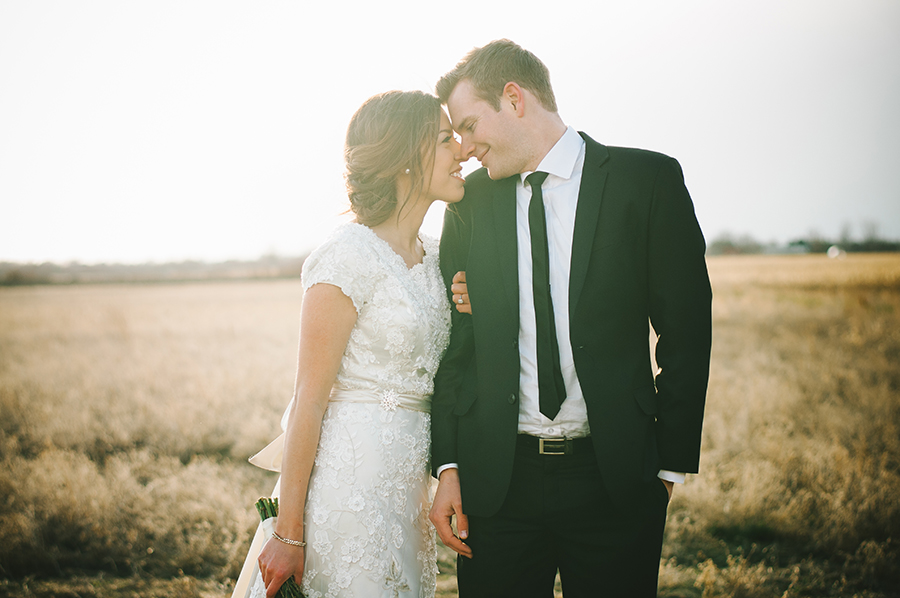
[301,224,375,313]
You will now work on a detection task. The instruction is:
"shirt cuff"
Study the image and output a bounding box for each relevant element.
[436,463,459,478]
[658,470,686,484]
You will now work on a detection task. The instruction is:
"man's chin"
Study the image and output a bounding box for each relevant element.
[486,165,510,180]
[483,158,519,180]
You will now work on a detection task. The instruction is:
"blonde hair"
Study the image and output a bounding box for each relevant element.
[436,39,557,113]
[344,91,442,226]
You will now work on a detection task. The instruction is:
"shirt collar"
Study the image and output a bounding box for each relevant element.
[520,126,584,184]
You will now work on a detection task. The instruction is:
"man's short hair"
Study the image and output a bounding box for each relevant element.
[436,39,558,113]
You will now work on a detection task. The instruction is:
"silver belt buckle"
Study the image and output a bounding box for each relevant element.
[538,437,570,455]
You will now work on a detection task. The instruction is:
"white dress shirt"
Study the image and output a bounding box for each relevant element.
[516,125,590,438]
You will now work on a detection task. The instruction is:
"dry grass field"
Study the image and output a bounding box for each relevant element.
[1,253,898,597]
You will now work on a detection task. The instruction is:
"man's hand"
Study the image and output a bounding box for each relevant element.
[451,271,470,314]
[429,468,472,558]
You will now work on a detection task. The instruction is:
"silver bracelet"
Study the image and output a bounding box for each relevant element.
[272,531,306,548]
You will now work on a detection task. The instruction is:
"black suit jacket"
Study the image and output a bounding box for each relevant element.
[432,133,712,518]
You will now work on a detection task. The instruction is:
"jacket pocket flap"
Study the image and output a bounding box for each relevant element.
[634,384,659,415]
[452,390,477,416]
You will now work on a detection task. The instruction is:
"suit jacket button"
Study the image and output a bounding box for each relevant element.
[508,393,517,404]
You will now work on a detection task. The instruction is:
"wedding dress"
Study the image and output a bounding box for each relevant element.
[235,223,450,598]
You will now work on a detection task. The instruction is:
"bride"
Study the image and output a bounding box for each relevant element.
[239,90,465,598]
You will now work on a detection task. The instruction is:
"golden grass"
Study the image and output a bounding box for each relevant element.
[662,254,900,597]
[706,252,900,288]
[0,282,302,582]
[0,254,898,597]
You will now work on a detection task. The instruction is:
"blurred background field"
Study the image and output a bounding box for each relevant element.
[1,254,898,597]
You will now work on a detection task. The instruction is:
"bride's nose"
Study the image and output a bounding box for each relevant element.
[453,138,465,161]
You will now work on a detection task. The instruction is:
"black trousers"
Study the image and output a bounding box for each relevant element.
[456,436,670,598]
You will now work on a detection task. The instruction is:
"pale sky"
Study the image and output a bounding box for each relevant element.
[1,0,898,264]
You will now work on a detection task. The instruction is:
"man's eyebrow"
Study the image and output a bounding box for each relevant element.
[439,128,454,135]
[454,116,475,132]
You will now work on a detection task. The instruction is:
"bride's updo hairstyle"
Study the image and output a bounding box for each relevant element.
[345,91,442,226]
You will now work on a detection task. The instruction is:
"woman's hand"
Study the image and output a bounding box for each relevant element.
[451,271,470,314]
[257,537,304,598]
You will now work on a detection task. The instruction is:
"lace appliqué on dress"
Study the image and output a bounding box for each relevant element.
[302,224,451,400]
[300,402,437,598]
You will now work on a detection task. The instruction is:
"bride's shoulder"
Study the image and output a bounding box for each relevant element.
[301,223,378,306]
[308,222,373,258]
[328,221,369,241]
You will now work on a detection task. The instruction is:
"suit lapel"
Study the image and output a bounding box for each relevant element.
[569,134,610,314]
[489,175,520,315]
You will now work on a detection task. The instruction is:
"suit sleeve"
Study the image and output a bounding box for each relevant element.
[430,201,475,476]
[647,157,712,474]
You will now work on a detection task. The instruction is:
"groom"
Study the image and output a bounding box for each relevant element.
[429,40,712,597]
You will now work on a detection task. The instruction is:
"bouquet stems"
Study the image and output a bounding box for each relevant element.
[254,497,305,598]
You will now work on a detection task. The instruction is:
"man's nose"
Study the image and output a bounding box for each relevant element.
[457,138,476,160]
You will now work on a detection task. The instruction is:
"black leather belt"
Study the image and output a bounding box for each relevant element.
[517,435,592,455]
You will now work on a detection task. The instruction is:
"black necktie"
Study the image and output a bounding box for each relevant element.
[526,171,567,420]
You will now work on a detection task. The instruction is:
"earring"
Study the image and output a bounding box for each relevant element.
[404,168,410,175]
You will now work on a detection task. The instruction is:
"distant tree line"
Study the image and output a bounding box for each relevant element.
[0,254,309,286]
[707,231,900,256]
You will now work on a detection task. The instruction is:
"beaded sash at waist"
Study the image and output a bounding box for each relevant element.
[329,386,431,414]
[247,387,432,473]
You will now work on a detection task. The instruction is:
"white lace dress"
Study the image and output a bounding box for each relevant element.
[248,223,450,598]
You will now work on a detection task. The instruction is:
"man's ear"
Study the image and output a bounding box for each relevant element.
[502,82,525,117]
